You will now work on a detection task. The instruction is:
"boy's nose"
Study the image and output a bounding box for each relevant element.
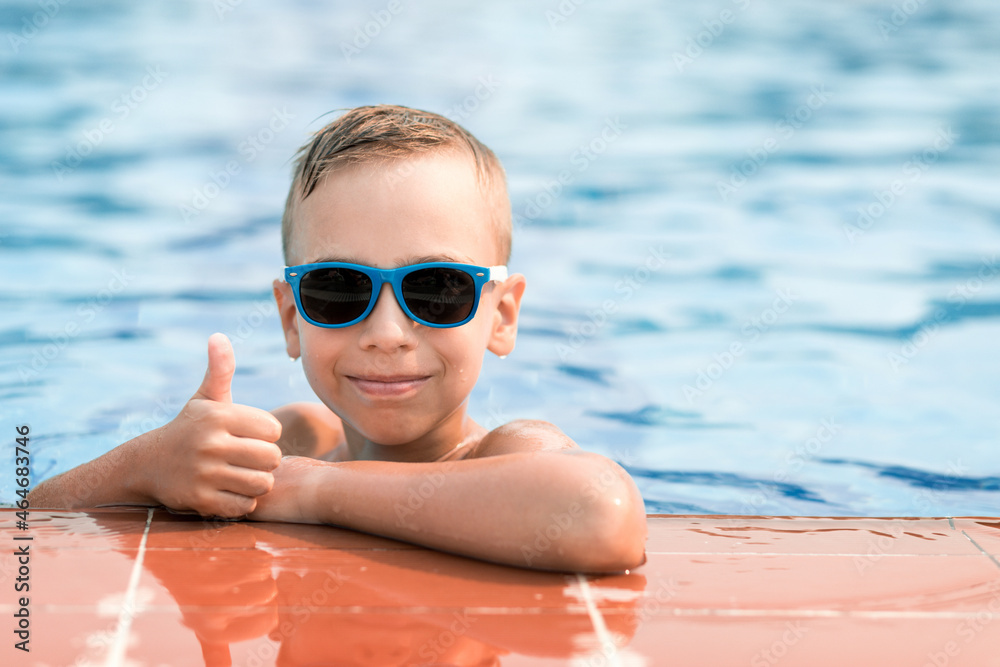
[357,284,416,349]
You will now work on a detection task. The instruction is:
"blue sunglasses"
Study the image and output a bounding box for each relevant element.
[285,261,508,329]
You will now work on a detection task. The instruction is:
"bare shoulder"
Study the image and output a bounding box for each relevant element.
[468,419,581,459]
[270,402,345,459]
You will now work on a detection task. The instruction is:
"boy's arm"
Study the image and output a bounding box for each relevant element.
[27,334,283,516]
[249,421,647,573]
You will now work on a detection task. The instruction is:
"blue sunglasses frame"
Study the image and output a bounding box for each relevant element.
[284,261,508,329]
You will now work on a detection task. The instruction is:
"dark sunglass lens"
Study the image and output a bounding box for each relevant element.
[299,268,372,325]
[401,268,476,324]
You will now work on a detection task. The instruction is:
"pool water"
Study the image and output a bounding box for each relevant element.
[2,0,998,515]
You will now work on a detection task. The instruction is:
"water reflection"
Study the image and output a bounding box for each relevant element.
[117,515,648,666]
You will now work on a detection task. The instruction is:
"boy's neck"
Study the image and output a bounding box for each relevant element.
[341,413,487,463]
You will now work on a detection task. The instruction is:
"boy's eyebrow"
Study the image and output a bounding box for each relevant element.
[307,253,477,267]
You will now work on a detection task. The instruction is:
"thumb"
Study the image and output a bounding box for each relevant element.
[194,333,234,403]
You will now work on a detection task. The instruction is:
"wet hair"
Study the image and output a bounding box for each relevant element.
[281,104,510,265]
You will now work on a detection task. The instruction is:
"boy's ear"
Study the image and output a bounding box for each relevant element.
[486,273,526,358]
[273,279,301,359]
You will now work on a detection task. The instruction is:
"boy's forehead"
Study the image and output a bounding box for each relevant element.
[291,153,500,266]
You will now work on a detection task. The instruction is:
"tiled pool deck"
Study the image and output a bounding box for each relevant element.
[2,509,999,666]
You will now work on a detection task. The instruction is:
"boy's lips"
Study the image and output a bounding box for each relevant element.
[346,374,431,398]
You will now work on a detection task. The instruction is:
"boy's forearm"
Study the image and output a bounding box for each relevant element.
[27,432,156,509]
[279,451,647,572]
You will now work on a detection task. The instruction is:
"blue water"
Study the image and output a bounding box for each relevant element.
[2,0,999,516]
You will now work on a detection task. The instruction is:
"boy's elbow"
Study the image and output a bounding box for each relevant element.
[573,492,648,572]
[552,455,648,572]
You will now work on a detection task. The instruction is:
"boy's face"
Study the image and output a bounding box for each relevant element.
[274,151,524,451]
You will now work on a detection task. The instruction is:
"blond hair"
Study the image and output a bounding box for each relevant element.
[281,105,510,265]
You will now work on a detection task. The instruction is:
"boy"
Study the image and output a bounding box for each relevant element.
[28,105,647,572]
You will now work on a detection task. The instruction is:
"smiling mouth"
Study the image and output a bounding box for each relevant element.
[347,376,431,398]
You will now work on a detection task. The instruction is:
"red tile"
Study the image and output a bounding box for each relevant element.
[644,516,973,555]
[1,548,135,606]
[0,610,136,667]
[620,614,1000,667]
[954,518,1000,557]
[1,507,151,550]
[10,510,1000,667]
[638,552,1000,613]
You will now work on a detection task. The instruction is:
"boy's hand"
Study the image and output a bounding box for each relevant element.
[247,455,324,524]
[137,333,283,518]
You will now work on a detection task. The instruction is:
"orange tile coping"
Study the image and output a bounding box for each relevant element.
[2,509,999,666]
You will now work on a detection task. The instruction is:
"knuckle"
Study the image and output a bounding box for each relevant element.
[266,446,283,470]
[186,401,226,428]
[217,495,250,518]
[255,412,282,441]
[266,415,283,441]
[257,472,275,495]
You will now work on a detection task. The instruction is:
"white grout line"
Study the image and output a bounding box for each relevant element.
[105,508,154,667]
[574,573,622,667]
[644,551,984,557]
[645,608,1000,619]
[961,530,1000,570]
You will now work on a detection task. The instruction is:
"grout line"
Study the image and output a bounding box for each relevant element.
[574,573,621,667]
[105,508,154,667]
[961,530,1000,570]
[644,551,982,557]
[620,608,1000,619]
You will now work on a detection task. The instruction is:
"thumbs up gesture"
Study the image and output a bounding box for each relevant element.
[137,333,283,518]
